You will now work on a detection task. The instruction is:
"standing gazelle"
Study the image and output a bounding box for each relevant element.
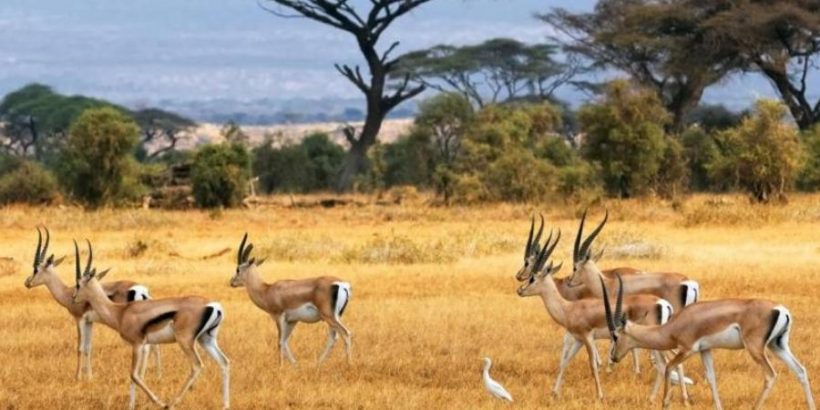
[23,227,160,380]
[603,274,816,410]
[72,240,230,410]
[566,210,701,313]
[229,233,352,365]
[516,228,676,401]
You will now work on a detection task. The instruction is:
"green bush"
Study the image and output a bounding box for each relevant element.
[252,132,344,193]
[381,130,435,188]
[59,107,143,207]
[706,100,803,203]
[681,126,726,191]
[191,143,251,208]
[797,125,820,191]
[579,80,671,198]
[0,160,60,205]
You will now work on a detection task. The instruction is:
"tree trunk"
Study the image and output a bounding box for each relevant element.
[336,108,385,192]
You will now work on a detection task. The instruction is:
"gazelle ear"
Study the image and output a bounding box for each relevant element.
[247,257,256,266]
[96,268,111,280]
[592,248,605,262]
[255,257,267,266]
[549,261,563,275]
[52,255,67,267]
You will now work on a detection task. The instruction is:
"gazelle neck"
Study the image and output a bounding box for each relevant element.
[243,267,270,310]
[84,278,124,329]
[624,322,677,351]
[41,270,75,310]
[578,261,605,298]
[538,276,570,327]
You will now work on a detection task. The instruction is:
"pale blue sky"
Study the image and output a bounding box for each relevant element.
[0,0,814,111]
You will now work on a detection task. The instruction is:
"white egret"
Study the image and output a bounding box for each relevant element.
[482,357,513,402]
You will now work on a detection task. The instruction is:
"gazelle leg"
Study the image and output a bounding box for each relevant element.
[139,344,151,379]
[663,350,694,410]
[82,319,94,378]
[632,348,641,374]
[152,344,162,378]
[747,343,777,410]
[200,335,231,410]
[553,337,583,397]
[167,340,204,408]
[318,327,338,363]
[770,345,815,410]
[281,320,298,365]
[677,362,691,405]
[129,345,148,410]
[321,312,352,363]
[75,319,84,380]
[582,334,604,401]
[129,344,165,409]
[649,350,666,402]
[700,350,722,410]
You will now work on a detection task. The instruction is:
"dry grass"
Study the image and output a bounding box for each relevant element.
[0,194,818,409]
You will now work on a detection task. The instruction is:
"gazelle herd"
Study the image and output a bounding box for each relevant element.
[22,208,815,409]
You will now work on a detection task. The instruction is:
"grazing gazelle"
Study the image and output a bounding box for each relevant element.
[602,274,816,410]
[23,227,160,380]
[516,228,675,401]
[566,210,701,313]
[230,233,352,365]
[72,240,229,410]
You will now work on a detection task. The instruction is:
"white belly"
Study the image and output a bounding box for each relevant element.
[693,324,744,351]
[285,303,321,323]
[145,322,176,344]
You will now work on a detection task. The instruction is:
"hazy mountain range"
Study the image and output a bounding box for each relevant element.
[1,0,816,124]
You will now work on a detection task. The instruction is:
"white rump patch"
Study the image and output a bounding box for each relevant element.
[333,281,351,318]
[766,305,791,345]
[657,299,673,324]
[129,285,151,301]
[681,280,699,306]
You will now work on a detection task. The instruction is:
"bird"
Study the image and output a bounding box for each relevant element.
[482,357,513,402]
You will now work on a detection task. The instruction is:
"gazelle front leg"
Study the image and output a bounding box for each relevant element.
[275,316,297,366]
[75,319,85,380]
[82,319,94,378]
[582,333,604,401]
[553,335,583,397]
[663,350,694,409]
[700,350,722,410]
[129,344,165,409]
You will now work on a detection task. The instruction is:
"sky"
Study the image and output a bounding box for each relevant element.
[0,0,815,111]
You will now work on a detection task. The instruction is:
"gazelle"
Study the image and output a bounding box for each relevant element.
[229,233,352,365]
[23,227,160,380]
[566,210,701,313]
[72,240,230,410]
[516,228,675,401]
[516,215,644,373]
[603,274,815,410]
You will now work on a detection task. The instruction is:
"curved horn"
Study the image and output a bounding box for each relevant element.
[84,239,93,276]
[34,227,43,267]
[73,240,81,285]
[573,209,587,263]
[614,273,624,326]
[241,244,254,263]
[580,210,608,260]
[544,229,562,262]
[40,226,51,263]
[524,216,535,258]
[531,214,545,256]
[601,277,615,334]
[238,233,248,264]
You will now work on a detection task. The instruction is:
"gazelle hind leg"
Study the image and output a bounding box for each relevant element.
[746,342,777,410]
[553,337,583,396]
[649,350,666,402]
[769,328,815,410]
[200,335,231,410]
[323,313,352,363]
[129,344,165,409]
[318,327,338,363]
[151,344,162,378]
[582,334,604,401]
[700,350,723,410]
[632,349,641,374]
[663,350,694,409]
[167,340,204,408]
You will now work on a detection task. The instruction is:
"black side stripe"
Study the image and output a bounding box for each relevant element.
[679,285,687,308]
[765,309,781,346]
[330,284,339,314]
[127,290,137,302]
[195,306,215,337]
[141,311,176,335]
[203,310,223,337]
[656,303,663,325]
[338,288,350,316]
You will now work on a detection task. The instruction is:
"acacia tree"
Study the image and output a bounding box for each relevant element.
[261,0,431,191]
[132,108,196,160]
[699,0,820,130]
[541,0,737,131]
[395,38,581,107]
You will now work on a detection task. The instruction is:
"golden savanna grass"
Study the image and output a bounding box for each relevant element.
[0,194,818,409]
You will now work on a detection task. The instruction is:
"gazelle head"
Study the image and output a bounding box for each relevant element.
[516,229,563,297]
[566,209,607,288]
[602,274,633,363]
[515,214,551,281]
[71,240,111,304]
[230,233,266,288]
[24,227,66,288]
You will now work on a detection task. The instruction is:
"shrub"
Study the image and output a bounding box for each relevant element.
[191,143,251,208]
[797,125,820,191]
[681,126,726,191]
[0,160,60,205]
[707,100,803,203]
[381,130,435,188]
[59,107,143,207]
[578,80,671,198]
[252,132,344,193]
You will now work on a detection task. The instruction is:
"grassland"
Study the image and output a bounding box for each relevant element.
[0,194,818,409]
